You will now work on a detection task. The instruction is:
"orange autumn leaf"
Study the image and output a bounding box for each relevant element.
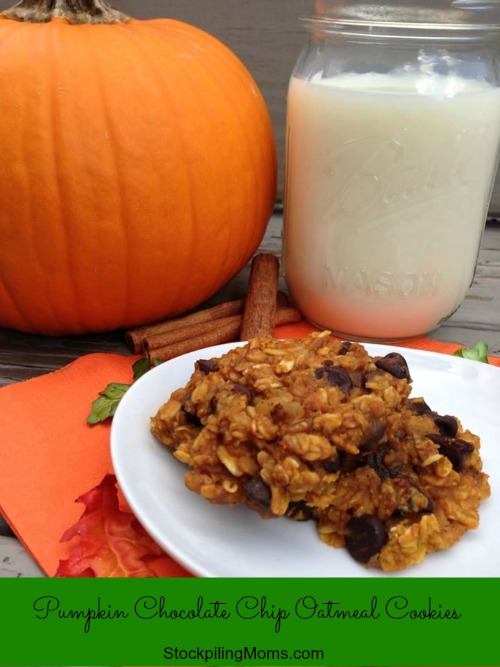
[55,473,164,577]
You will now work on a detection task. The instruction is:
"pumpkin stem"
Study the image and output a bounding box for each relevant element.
[1,0,130,24]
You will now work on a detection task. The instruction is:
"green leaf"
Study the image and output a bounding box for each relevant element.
[453,339,490,364]
[132,357,163,381]
[132,357,152,381]
[86,382,131,425]
[87,357,163,426]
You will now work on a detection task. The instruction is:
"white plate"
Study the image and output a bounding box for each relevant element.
[110,342,500,577]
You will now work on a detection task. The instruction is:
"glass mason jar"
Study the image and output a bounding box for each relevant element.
[283,0,500,341]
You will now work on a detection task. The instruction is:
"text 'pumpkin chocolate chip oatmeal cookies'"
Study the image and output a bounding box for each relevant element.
[150,331,490,572]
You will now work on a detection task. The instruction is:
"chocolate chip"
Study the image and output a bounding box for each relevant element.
[182,410,202,427]
[434,415,458,437]
[243,477,271,509]
[320,455,341,473]
[375,353,411,380]
[286,500,314,521]
[344,514,388,563]
[327,368,354,393]
[197,358,219,374]
[321,451,362,474]
[359,421,386,452]
[338,341,352,356]
[233,383,254,403]
[366,445,391,478]
[407,399,433,415]
[314,365,353,393]
[340,452,363,473]
[427,434,474,471]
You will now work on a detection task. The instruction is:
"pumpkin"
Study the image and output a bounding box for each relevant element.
[0,0,277,335]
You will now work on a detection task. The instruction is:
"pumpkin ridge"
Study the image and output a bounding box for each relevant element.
[0,22,68,332]
[133,23,232,299]
[0,23,40,325]
[45,21,89,332]
[196,38,276,276]
[137,19,276,286]
[118,22,231,311]
[112,22,200,318]
[0,270,38,332]
[29,20,105,333]
[85,22,133,327]
[216,64,268,265]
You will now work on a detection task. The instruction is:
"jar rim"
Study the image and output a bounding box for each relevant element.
[302,16,500,40]
[304,16,500,30]
[306,1,500,38]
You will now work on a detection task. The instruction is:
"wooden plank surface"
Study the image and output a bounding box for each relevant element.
[0,536,44,577]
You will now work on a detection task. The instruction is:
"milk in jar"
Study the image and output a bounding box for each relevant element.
[284,72,500,339]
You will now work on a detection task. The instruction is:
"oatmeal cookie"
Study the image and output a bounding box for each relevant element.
[150,331,490,572]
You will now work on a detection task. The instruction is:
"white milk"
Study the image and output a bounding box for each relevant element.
[283,73,500,339]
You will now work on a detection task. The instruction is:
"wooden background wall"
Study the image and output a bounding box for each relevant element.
[2,0,500,213]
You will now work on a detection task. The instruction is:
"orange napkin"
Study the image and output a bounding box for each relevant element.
[0,351,188,577]
[0,321,498,576]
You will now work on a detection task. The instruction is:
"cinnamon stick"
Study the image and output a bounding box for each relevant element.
[125,298,245,353]
[147,317,242,362]
[240,253,280,340]
[149,306,301,362]
[143,291,290,353]
[143,315,242,355]
[272,305,301,328]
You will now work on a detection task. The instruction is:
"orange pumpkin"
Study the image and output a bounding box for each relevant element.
[0,0,277,335]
